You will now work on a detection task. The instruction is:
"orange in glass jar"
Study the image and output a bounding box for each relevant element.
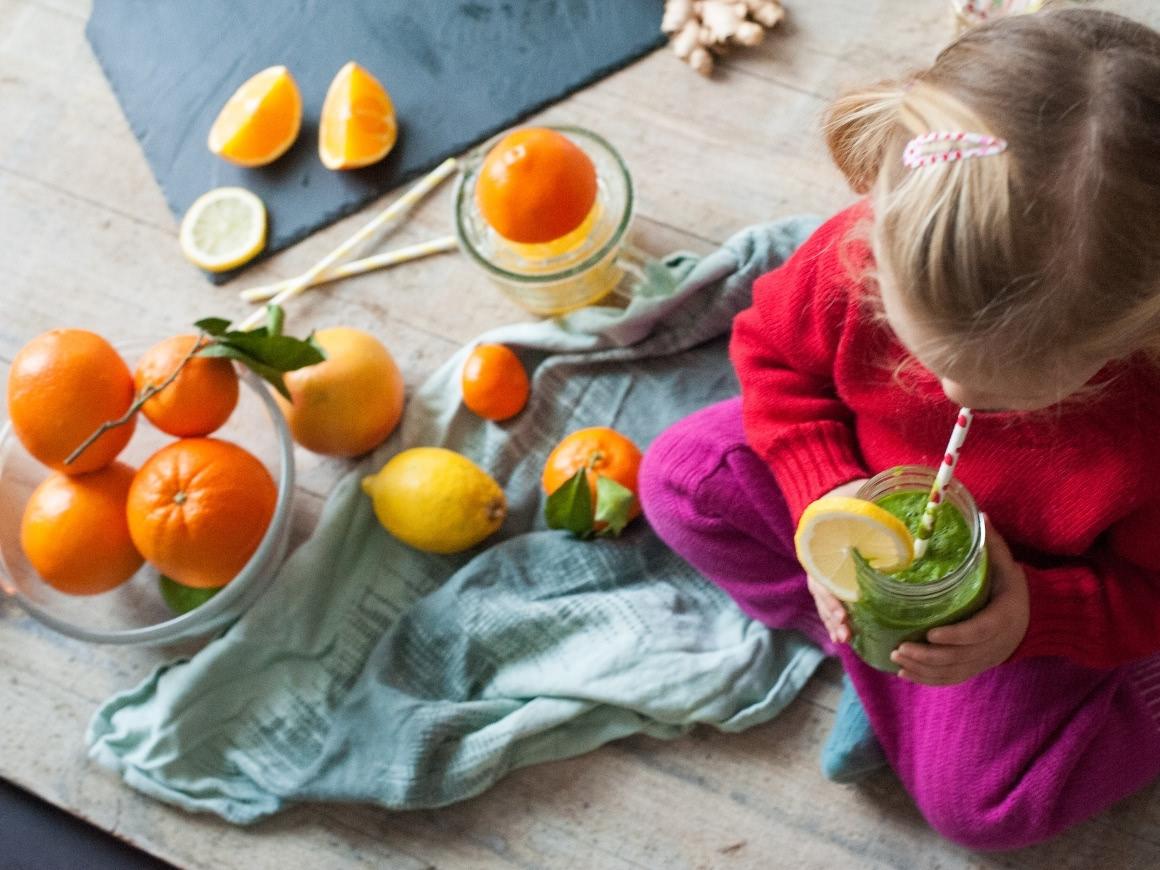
[476,127,598,245]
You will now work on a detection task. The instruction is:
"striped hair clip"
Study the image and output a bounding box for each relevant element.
[902,132,1008,168]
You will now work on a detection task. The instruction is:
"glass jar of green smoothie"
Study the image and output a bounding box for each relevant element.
[848,466,990,672]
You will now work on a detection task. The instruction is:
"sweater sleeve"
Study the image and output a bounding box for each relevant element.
[729,208,869,522]
[1013,504,1160,668]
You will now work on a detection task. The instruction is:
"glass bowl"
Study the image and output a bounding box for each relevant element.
[0,341,295,645]
[454,125,635,316]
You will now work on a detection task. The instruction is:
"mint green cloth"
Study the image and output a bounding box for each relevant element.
[87,217,825,824]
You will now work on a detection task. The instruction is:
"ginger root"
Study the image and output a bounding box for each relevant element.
[662,0,785,75]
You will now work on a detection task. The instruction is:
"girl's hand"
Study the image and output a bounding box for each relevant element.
[805,478,868,644]
[890,516,1029,686]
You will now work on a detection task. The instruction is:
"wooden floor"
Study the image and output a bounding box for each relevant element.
[2,1,1159,867]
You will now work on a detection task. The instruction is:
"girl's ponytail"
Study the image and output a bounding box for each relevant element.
[822,83,907,194]
[827,9,1160,384]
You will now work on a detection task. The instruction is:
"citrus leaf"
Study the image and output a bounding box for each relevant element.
[194,317,232,336]
[594,476,636,537]
[159,575,220,615]
[545,467,594,538]
[191,310,321,401]
[266,303,284,338]
[198,343,293,399]
[215,332,326,371]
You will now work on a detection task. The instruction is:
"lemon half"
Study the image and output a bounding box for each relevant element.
[179,187,267,273]
[793,496,914,602]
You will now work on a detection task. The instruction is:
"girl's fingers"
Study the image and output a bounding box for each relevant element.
[892,642,985,669]
[926,613,996,645]
[892,644,989,685]
[807,575,851,643]
[896,667,964,686]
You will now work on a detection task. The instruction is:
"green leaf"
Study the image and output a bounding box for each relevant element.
[220,332,326,371]
[266,303,284,338]
[194,317,232,336]
[190,313,324,402]
[198,343,293,399]
[159,574,220,615]
[545,468,594,538]
[594,476,636,537]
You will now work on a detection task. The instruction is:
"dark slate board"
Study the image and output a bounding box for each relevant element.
[0,776,174,869]
[86,0,665,283]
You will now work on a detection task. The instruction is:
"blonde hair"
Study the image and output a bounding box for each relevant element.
[824,9,1160,381]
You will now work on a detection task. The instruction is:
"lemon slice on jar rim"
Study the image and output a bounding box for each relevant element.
[179,186,267,273]
[793,496,914,602]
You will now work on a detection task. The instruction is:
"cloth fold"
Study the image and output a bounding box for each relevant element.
[87,216,825,824]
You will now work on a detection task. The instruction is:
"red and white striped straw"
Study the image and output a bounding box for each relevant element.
[913,407,974,560]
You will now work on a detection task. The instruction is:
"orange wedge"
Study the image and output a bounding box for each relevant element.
[319,61,398,170]
[208,65,302,167]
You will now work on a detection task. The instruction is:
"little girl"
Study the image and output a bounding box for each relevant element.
[640,8,1160,851]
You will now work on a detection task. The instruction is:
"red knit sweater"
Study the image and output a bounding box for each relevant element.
[730,204,1160,668]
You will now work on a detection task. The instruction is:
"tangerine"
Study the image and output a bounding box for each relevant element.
[134,334,239,437]
[460,343,529,422]
[7,329,136,474]
[319,61,398,170]
[20,462,143,595]
[541,427,642,525]
[126,438,278,589]
[475,127,598,244]
[274,327,405,457]
[208,65,302,167]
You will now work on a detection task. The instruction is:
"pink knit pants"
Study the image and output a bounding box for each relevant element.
[638,397,1160,850]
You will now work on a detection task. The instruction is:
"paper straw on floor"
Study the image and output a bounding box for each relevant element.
[913,407,974,560]
[231,156,460,331]
[240,236,459,303]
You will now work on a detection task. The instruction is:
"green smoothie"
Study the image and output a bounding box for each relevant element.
[848,489,989,673]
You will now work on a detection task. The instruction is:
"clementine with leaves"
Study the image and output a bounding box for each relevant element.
[134,334,239,437]
[542,427,642,535]
[476,127,598,244]
[20,462,143,595]
[126,438,277,589]
[7,329,136,474]
[461,343,529,422]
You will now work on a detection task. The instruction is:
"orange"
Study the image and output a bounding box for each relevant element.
[7,328,136,474]
[319,61,398,170]
[541,427,642,525]
[461,343,530,422]
[126,438,277,589]
[134,334,239,437]
[20,462,143,595]
[274,327,405,457]
[208,65,302,167]
[475,127,598,244]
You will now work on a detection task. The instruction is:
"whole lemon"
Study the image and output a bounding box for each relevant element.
[275,326,405,457]
[361,447,506,554]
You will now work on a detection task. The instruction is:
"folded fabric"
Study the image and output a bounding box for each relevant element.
[87,217,825,824]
